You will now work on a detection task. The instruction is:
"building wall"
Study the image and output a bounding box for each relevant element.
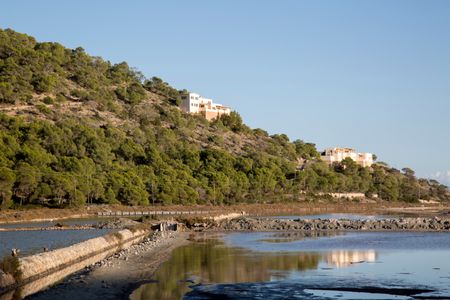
[203,110,219,121]
[180,93,202,113]
[321,147,373,167]
[180,92,231,120]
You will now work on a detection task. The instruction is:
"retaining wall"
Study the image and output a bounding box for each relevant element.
[0,227,149,298]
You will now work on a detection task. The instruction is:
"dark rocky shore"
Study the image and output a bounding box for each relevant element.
[219,217,450,231]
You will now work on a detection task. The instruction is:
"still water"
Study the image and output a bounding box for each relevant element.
[130,231,450,300]
[0,217,114,229]
[0,217,116,257]
[0,229,112,257]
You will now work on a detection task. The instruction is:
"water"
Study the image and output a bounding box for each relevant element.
[0,217,116,257]
[130,231,450,300]
[0,217,114,229]
[0,229,112,257]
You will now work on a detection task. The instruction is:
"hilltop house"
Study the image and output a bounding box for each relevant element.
[320,147,373,167]
[180,92,231,121]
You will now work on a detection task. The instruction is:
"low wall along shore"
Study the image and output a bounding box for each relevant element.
[0,227,150,298]
[220,217,450,231]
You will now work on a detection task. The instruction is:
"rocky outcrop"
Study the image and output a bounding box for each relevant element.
[94,217,141,229]
[219,217,450,232]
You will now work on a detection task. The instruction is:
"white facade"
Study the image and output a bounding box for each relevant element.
[321,147,373,167]
[180,92,231,120]
[180,93,204,113]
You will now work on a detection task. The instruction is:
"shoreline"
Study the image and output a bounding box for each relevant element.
[3,214,449,299]
[2,212,450,299]
[1,202,449,225]
[25,231,189,300]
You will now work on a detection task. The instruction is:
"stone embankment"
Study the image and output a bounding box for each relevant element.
[0,225,151,297]
[82,230,176,273]
[219,217,450,231]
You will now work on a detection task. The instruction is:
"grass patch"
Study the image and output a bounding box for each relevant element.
[0,255,22,282]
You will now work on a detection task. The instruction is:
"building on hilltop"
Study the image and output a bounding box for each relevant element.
[320,147,374,167]
[180,92,231,121]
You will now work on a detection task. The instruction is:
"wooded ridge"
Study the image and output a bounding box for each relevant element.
[0,28,448,208]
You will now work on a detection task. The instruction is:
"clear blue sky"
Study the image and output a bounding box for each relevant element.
[1,1,449,185]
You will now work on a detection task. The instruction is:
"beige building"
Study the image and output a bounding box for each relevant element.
[180,92,231,121]
[321,147,374,167]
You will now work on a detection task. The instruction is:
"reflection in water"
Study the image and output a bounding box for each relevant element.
[129,237,378,300]
[131,231,450,299]
[258,231,341,243]
[129,239,321,300]
[325,250,377,268]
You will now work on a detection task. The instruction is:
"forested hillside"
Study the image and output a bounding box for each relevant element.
[0,28,448,208]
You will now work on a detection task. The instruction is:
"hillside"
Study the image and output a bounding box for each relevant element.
[0,28,448,208]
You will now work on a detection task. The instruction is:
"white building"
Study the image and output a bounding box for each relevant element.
[180,92,231,121]
[321,147,374,167]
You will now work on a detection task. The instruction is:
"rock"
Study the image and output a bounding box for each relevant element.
[95,218,142,229]
[219,217,450,232]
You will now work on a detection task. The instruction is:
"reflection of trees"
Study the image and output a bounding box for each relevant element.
[130,240,320,300]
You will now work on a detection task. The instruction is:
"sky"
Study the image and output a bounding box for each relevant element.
[1,1,449,185]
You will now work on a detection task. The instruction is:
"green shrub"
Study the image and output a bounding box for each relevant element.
[35,104,51,114]
[42,96,54,104]
[0,255,22,281]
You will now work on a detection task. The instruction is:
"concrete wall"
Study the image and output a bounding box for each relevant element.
[211,212,246,221]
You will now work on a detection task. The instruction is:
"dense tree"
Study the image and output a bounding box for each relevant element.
[0,167,15,208]
[13,162,40,206]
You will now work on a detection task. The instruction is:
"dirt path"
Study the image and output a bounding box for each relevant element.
[27,231,190,300]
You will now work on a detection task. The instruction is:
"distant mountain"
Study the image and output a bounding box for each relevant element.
[0,28,448,208]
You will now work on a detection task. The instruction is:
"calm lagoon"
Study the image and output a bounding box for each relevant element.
[130,231,450,300]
